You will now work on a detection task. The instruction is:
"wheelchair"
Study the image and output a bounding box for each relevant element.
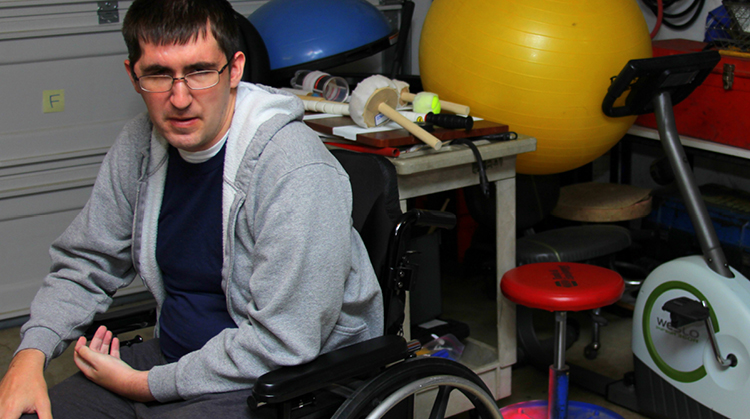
[244,149,503,419]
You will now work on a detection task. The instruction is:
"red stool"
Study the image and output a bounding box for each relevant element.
[500,262,625,419]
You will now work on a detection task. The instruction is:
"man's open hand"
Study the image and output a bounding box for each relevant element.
[74,326,154,403]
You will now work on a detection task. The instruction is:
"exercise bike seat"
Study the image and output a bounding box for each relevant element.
[602,50,720,118]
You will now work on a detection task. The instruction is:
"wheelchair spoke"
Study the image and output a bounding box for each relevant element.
[428,385,453,419]
[331,357,503,419]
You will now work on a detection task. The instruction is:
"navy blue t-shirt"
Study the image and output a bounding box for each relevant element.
[156,144,236,362]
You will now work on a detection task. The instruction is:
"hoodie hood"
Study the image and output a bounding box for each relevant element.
[224,82,305,186]
[220,82,305,245]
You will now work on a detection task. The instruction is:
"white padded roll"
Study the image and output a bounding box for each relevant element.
[302,99,350,115]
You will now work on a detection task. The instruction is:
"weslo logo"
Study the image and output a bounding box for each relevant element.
[550,265,578,288]
[655,316,700,343]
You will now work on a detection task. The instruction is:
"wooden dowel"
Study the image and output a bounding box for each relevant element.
[377,103,442,150]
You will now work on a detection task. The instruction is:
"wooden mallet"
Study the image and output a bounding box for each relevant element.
[390,78,471,115]
[349,75,442,150]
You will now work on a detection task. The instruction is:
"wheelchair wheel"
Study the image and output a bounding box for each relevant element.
[331,356,503,419]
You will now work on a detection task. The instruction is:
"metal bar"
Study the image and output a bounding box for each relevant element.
[701,301,737,368]
[652,91,734,278]
[553,311,567,370]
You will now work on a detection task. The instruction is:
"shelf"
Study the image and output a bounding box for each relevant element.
[628,125,750,160]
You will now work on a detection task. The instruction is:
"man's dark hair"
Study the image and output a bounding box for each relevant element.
[123,0,240,72]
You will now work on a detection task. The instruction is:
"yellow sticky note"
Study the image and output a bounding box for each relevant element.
[43,90,65,113]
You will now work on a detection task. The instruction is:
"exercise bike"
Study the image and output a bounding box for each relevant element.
[603,50,748,419]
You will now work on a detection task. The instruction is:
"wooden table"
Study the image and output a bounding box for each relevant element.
[384,136,536,416]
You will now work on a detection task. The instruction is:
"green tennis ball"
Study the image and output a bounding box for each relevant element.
[413,92,441,114]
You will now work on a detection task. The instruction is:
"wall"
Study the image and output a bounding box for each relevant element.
[1,1,139,320]
[642,0,723,42]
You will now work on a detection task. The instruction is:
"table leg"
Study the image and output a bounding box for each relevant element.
[495,176,517,397]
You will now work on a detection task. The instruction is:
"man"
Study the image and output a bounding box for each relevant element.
[0,0,383,417]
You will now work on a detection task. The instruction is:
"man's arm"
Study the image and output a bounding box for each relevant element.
[16,116,148,368]
[0,349,52,419]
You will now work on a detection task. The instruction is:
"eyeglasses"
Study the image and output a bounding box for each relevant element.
[133,62,230,93]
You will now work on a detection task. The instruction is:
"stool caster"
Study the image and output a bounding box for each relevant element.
[585,308,608,360]
[584,342,599,360]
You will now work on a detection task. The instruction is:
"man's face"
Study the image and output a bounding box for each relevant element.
[125,30,245,152]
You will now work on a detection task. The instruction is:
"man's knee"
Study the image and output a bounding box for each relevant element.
[47,372,134,419]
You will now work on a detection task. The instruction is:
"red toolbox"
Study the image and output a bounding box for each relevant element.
[634,39,750,150]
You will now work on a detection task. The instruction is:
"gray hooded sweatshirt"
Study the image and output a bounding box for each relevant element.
[17,82,384,402]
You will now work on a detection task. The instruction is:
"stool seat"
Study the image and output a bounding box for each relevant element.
[501,262,624,312]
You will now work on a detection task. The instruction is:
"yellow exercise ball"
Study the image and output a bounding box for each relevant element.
[420,0,652,175]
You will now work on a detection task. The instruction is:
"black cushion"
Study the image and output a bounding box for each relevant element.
[234,12,271,85]
[516,225,631,265]
[330,149,400,279]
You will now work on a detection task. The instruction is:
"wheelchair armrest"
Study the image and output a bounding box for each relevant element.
[408,208,456,230]
[85,299,157,338]
[250,334,409,405]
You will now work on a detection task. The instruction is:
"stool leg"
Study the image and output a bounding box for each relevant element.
[584,307,606,360]
[548,311,570,419]
[553,311,567,371]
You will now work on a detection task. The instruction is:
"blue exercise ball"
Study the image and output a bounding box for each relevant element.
[249,0,395,75]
